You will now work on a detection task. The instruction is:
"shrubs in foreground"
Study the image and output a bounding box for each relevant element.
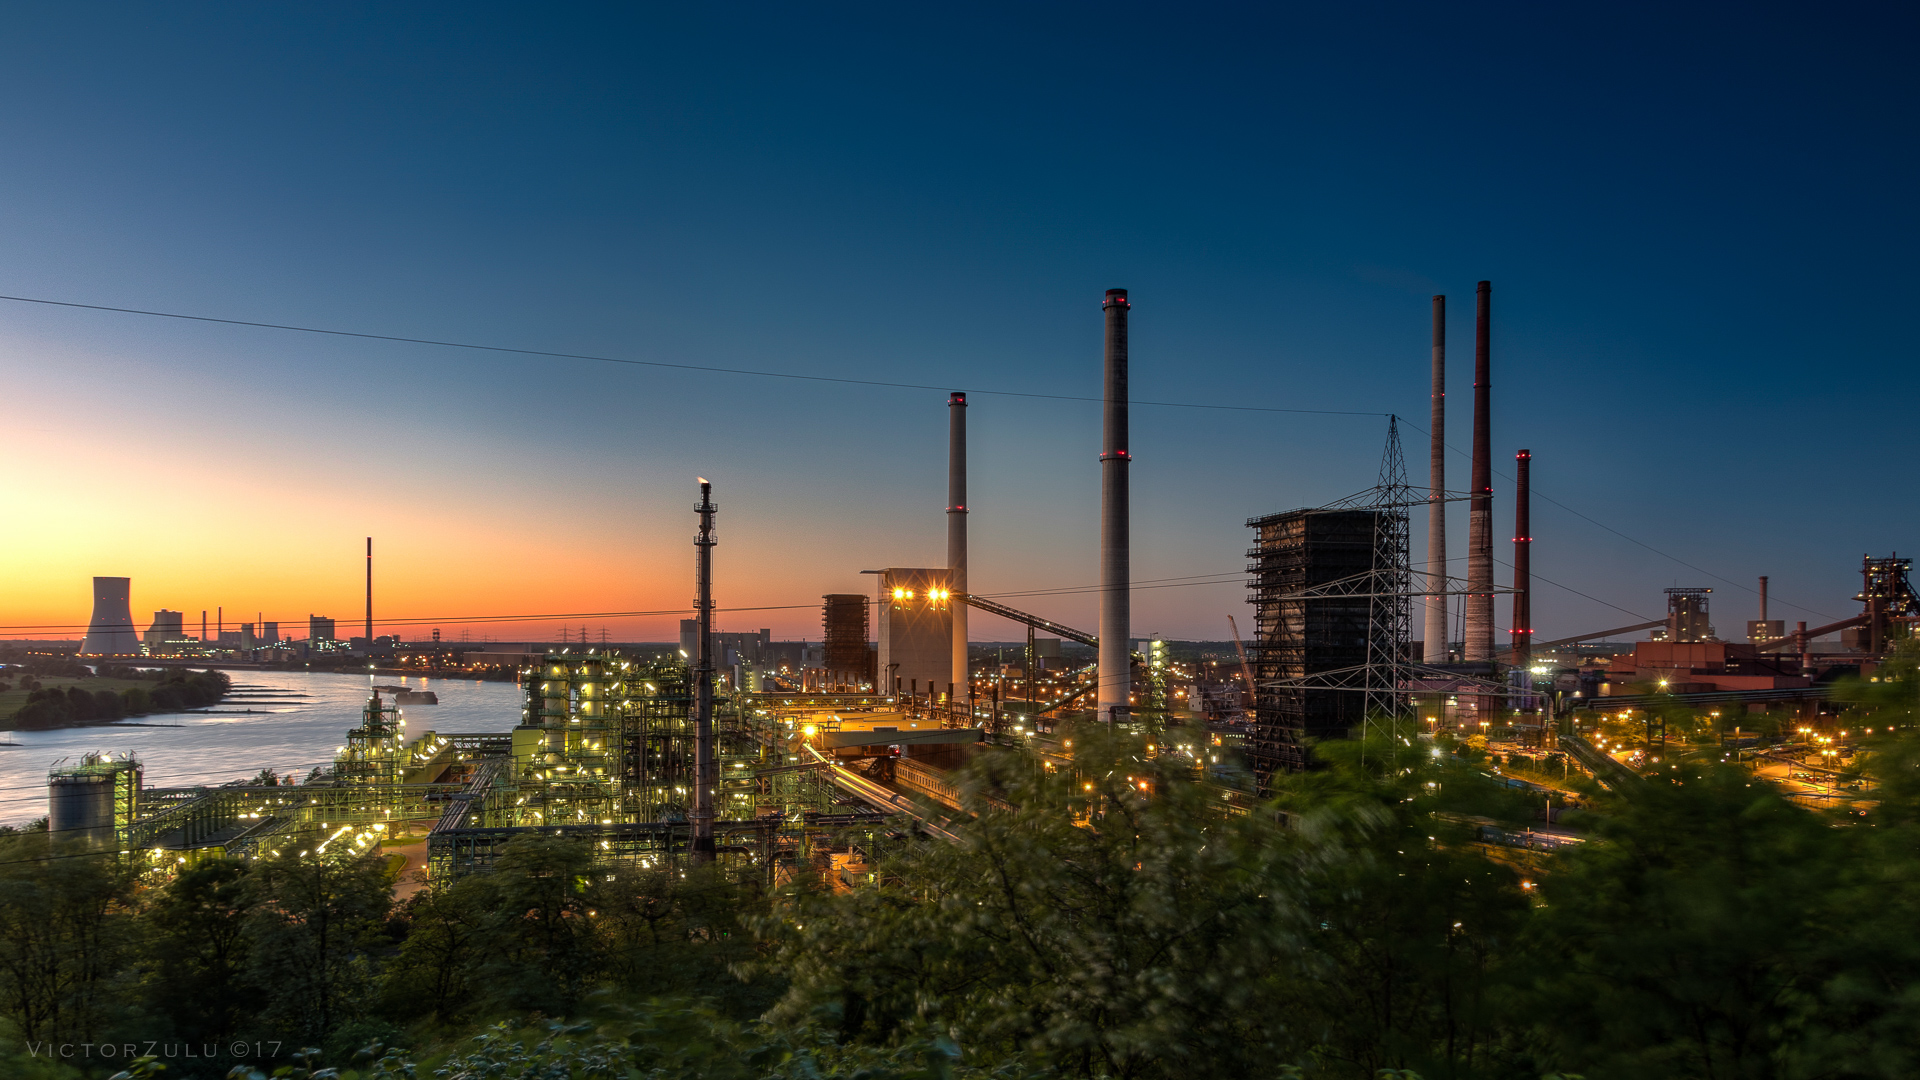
[5,722,1920,1078]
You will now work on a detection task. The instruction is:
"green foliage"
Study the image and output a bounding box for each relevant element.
[1524,759,1920,1079]
[0,831,137,1045]
[759,728,1529,1079]
[761,728,1288,1077]
[1834,631,1920,730]
[8,717,1920,1077]
[379,834,775,1030]
[242,851,393,1044]
[474,835,603,1017]
[144,858,258,1045]
[1264,738,1532,1078]
[587,859,768,1007]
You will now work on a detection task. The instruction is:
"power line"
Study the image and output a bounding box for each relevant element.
[0,293,1383,419]
[0,576,1251,635]
[0,292,1843,622]
[1492,555,1656,623]
[1393,416,1842,621]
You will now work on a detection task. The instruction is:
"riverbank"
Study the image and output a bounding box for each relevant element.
[0,669,524,825]
[129,656,526,682]
[1,668,232,731]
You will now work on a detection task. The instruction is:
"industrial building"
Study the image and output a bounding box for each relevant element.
[142,609,188,652]
[1245,505,1400,787]
[876,567,955,699]
[821,593,873,689]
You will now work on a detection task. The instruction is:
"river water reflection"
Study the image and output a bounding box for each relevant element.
[0,669,523,826]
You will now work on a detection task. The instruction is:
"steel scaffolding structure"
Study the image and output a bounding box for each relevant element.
[1246,419,1507,792]
[822,594,873,687]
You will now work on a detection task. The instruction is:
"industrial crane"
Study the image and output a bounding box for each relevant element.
[1227,615,1257,705]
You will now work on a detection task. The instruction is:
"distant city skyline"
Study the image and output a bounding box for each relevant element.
[1,5,1912,642]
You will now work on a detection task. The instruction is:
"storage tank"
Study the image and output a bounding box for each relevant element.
[48,772,117,845]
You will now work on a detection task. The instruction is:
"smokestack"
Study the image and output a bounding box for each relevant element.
[1465,281,1494,665]
[1759,576,1769,623]
[201,610,207,644]
[1099,289,1131,720]
[692,479,717,860]
[949,392,969,691]
[1423,295,1448,664]
[365,537,373,645]
[1511,449,1532,669]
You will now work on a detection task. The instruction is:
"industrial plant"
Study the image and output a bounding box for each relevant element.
[39,285,1919,881]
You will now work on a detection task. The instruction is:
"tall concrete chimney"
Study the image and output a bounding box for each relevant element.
[1759,576,1769,623]
[1423,295,1448,663]
[1099,289,1131,720]
[1464,281,1494,665]
[948,392,969,691]
[692,479,717,861]
[1511,449,1532,669]
[365,537,374,645]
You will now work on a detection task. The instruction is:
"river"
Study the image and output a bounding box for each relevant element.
[0,669,524,826]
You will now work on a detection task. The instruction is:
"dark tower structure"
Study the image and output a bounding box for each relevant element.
[948,391,968,689]
[1511,449,1532,669]
[1851,555,1920,655]
[1246,507,1396,792]
[1099,289,1132,720]
[822,594,873,688]
[1666,588,1713,642]
[1423,294,1448,663]
[1465,282,1494,665]
[691,479,717,861]
[365,537,374,645]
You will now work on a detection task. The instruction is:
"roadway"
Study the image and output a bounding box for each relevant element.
[804,745,963,843]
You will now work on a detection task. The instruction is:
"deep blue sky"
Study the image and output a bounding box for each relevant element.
[0,3,1913,642]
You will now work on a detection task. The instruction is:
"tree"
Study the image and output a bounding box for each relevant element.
[765,727,1305,1079]
[142,857,257,1044]
[381,876,491,1025]
[243,851,392,1044]
[0,834,136,1045]
[1524,762,1854,1078]
[591,861,763,1004]
[1264,736,1533,1079]
[475,834,603,1017]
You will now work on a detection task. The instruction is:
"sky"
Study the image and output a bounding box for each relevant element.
[0,3,1913,645]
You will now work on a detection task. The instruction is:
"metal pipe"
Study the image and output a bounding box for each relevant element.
[1424,295,1448,663]
[1099,289,1132,720]
[1511,449,1532,669]
[692,478,717,861]
[949,391,969,690]
[1465,281,1494,665]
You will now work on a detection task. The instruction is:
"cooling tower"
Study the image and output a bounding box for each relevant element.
[79,577,139,655]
